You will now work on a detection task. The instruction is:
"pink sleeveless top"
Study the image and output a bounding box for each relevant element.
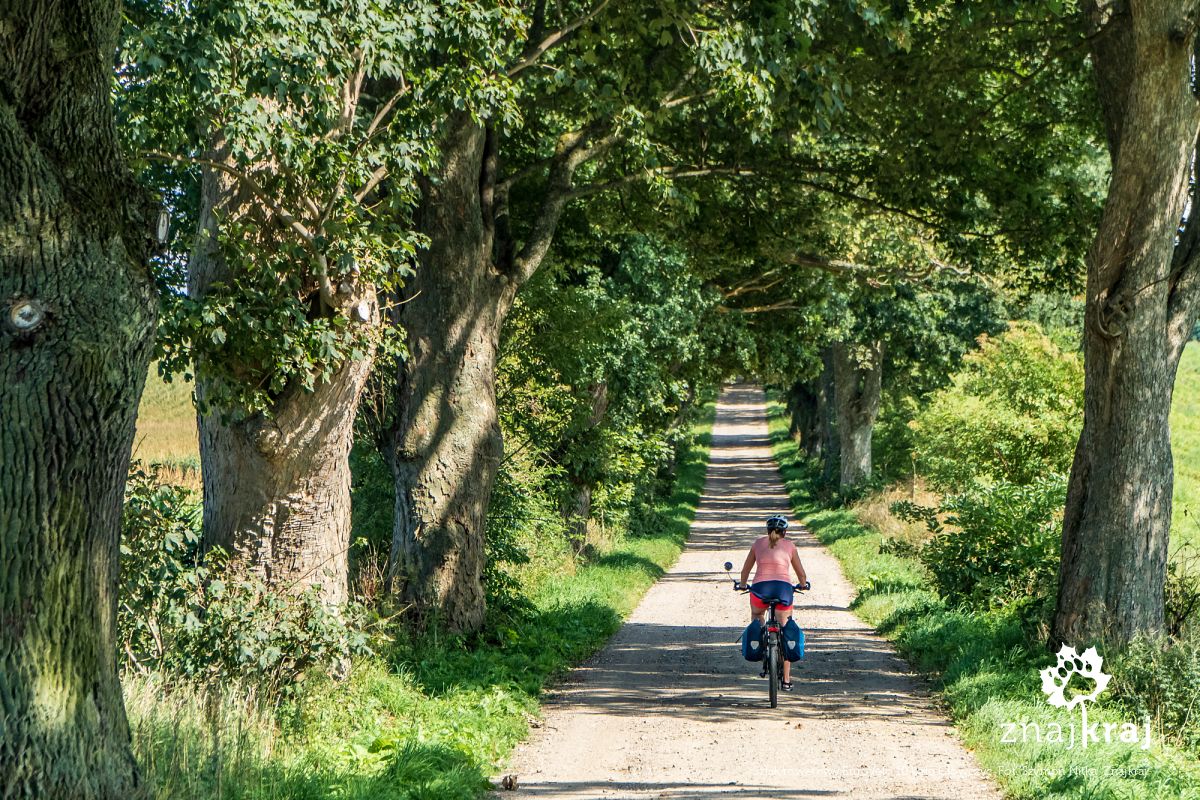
[751,536,795,583]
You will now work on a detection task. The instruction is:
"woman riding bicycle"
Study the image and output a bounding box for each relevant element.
[737,514,809,691]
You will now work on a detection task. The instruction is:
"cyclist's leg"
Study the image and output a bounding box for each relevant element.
[749,594,767,624]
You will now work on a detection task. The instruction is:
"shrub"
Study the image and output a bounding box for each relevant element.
[911,322,1083,491]
[893,475,1067,609]
[120,465,373,695]
[1108,633,1200,752]
[1165,545,1200,637]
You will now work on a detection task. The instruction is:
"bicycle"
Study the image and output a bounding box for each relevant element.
[724,560,809,708]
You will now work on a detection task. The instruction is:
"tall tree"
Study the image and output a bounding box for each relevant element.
[1053,0,1200,646]
[0,3,156,796]
[381,0,907,629]
[123,1,515,602]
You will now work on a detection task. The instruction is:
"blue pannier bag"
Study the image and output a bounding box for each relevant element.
[741,619,764,662]
[783,618,805,662]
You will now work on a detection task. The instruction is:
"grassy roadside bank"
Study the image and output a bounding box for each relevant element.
[129,402,716,800]
[765,401,1200,800]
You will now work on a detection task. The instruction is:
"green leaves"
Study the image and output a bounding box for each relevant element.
[119,465,378,693]
[122,0,521,415]
[894,475,1067,609]
[911,322,1083,491]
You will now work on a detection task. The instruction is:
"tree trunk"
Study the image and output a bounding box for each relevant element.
[384,119,515,632]
[1053,1,1200,647]
[818,347,840,483]
[563,382,610,549]
[384,116,600,631]
[197,357,372,605]
[188,138,377,605]
[786,379,821,456]
[832,341,883,492]
[0,4,155,795]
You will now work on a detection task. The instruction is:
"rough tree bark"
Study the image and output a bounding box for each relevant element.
[0,4,156,796]
[195,359,372,605]
[385,116,608,631]
[190,138,377,605]
[1053,0,1200,647]
[832,341,883,492]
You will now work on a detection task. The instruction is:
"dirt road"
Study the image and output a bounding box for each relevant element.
[500,385,1000,799]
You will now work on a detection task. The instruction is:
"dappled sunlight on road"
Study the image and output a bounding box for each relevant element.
[502,385,998,799]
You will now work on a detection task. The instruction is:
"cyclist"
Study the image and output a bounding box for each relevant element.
[737,514,809,691]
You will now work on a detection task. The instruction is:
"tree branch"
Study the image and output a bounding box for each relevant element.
[508,0,614,77]
[147,151,347,309]
[147,151,314,246]
[566,165,755,200]
[506,123,620,284]
[718,300,801,314]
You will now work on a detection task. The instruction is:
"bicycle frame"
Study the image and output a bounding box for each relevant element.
[724,562,808,709]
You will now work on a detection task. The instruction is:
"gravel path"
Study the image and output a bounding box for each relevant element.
[499,384,1001,799]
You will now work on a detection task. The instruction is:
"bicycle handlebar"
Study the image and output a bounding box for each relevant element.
[731,580,811,592]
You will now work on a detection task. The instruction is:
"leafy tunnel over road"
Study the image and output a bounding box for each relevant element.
[500,385,999,799]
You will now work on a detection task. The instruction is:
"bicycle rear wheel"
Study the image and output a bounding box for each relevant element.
[766,640,778,708]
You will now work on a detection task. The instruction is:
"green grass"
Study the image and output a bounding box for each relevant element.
[1173,345,1200,553]
[128,402,716,799]
[132,365,200,477]
[766,400,1200,800]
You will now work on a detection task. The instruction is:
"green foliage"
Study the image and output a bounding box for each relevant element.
[120,465,373,695]
[1109,634,1200,753]
[1013,291,1085,350]
[121,0,523,414]
[1165,547,1200,638]
[496,235,722,534]
[893,476,1067,610]
[767,401,1200,798]
[911,322,1083,490]
[127,404,714,800]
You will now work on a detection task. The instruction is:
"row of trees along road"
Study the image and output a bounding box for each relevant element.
[4,0,1200,795]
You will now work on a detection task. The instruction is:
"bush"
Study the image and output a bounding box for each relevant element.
[893,475,1067,610]
[1108,633,1200,752]
[1165,544,1200,637]
[120,465,373,695]
[911,322,1083,490]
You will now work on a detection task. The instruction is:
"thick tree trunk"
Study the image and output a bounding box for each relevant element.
[818,347,840,483]
[189,139,376,605]
[786,379,821,457]
[563,382,610,549]
[0,4,155,796]
[384,116,600,631]
[832,341,883,492]
[385,120,516,632]
[1053,1,1200,647]
[197,357,372,604]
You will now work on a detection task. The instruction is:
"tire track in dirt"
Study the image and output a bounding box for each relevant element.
[499,384,1000,799]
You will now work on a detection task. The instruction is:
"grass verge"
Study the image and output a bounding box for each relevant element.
[128,402,715,799]
[765,399,1200,800]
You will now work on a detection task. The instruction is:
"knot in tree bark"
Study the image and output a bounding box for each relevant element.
[4,297,48,336]
[1096,286,1134,338]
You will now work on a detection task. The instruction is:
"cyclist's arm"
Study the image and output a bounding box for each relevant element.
[739,549,756,587]
[791,549,808,586]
